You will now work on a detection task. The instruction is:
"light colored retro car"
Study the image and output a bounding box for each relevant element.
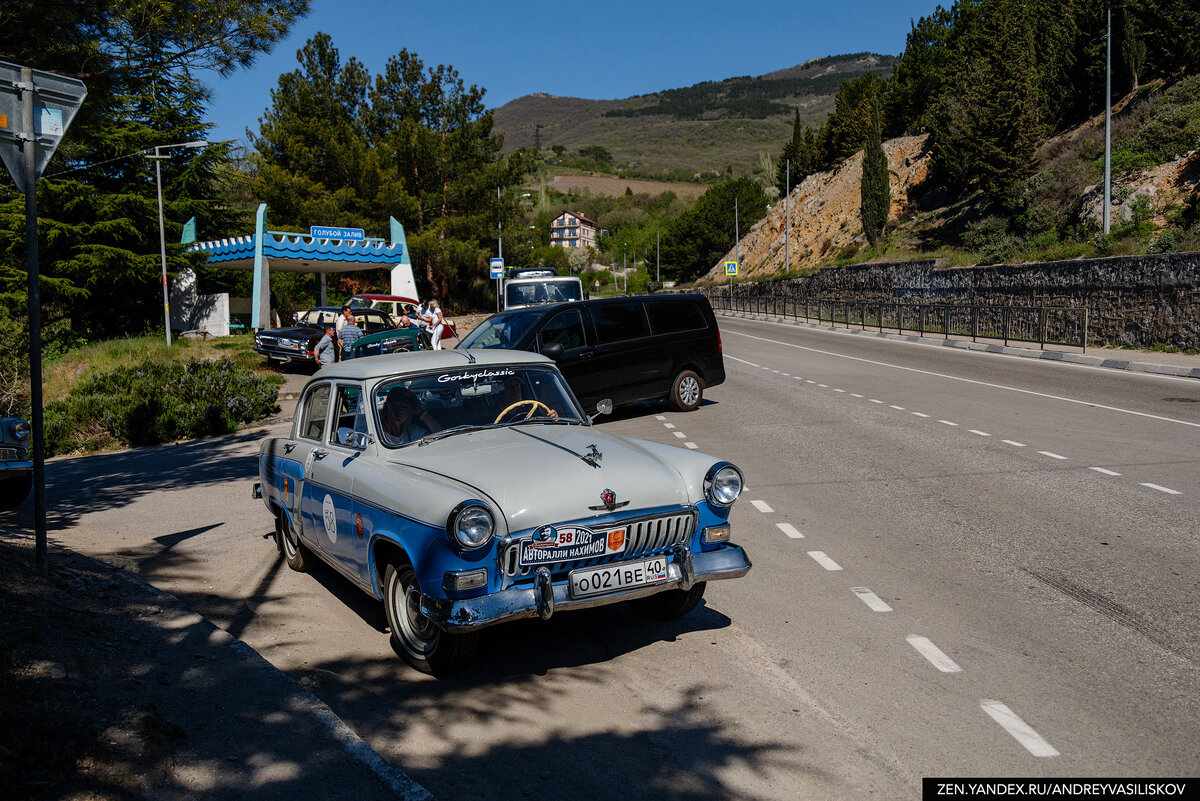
[1,417,33,511]
[254,350,751,674]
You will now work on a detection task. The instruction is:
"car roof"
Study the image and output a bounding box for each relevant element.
[351,294,417,302]
[310,348,553,382]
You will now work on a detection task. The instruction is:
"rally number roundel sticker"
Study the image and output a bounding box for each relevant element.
[322,494,338,542]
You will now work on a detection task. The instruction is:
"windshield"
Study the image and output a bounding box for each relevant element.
[298,308,341,326]
[373,365,583,448]
[504,279,583,308]
[458,312,541,349]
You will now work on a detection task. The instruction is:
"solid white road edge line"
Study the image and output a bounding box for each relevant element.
[980,700,1060,757]
[851,587,893,611]
[906,635,963,673]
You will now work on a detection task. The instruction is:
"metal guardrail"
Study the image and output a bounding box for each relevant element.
[712,295,1090,353]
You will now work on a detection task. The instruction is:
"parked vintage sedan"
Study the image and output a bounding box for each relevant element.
[1,417,33,510]
[253,350,750,673]
[349,326,431,358]
[253,306,395,365]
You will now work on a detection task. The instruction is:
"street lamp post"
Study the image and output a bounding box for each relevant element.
[148,140,207,345]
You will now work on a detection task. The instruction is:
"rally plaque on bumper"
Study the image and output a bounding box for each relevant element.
[518,524,627,568]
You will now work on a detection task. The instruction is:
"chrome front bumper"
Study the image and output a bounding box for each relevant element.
[422,544,751,632]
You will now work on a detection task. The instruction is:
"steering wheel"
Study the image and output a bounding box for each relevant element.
[494,400,552,424]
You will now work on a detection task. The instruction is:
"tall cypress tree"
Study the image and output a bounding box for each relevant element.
[860,99,890,246]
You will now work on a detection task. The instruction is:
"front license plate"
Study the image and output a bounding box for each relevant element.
[569,556,669,599]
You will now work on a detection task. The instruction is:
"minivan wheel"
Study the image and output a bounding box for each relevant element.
[383,561,478,675]
[669,369,703,412]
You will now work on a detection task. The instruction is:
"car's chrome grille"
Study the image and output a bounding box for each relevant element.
[500,510,696,579]
[0,447,24,461]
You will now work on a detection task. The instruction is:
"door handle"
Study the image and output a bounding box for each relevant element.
[284,442,296,453]
[312,448,327,460]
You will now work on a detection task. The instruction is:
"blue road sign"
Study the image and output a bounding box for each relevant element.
[489,257,504,279]
[310,226,365,240]
[725,260,738,276]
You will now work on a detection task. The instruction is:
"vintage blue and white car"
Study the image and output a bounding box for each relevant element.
[1,417,33,511]
[254,350,751,673]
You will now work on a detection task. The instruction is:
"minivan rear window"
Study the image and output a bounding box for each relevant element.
[648,301,706,334]
[591,301,649,343]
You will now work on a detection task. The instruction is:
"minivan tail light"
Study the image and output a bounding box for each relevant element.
[717,330,723,354]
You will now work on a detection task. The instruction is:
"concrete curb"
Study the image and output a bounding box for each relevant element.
[716,311,1200,380]
[91,553,435,801]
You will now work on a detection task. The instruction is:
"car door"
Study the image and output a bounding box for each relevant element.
[293,382,331,546]
[585,300,656,405]
[535,307,599,406]
[305,382,371,579]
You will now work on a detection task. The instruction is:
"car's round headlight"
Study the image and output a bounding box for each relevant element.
[448,502,494,549]
[704,463,743,506]
[10,419,30,441]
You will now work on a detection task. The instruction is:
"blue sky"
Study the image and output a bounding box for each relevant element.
[205,0,942,146]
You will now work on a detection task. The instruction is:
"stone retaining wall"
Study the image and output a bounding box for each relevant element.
[698,253,1200,350]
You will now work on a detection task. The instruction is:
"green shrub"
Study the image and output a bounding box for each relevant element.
[44,357,280,455]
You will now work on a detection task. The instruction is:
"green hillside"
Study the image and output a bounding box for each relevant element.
[493,53,895,181]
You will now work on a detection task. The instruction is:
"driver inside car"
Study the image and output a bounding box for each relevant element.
[495,376,558,422]
[379,386,441,444]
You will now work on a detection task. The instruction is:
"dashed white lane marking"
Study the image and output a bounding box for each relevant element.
[807,551,842,571]
[775,522,804,539]
[818,383,829,388]
[850,393,864,398]
[726,330,1200,429]
[834,388,846,393]
[750,500,774,513]
[869,399,884,404]
[1090,467,1122,476]
[655,415,667,421]
[890,405,905,410]
[1038,451,1068,460]
[939,419,959,426]
[685,442,699,450]
[771,369,781,374]
[1002,440,1026,447]
[663,423,676,429]
[981,701,1060,757]
[906,635,963,673]
[851,587,893,612]
[913,412,930,418]
[673,431,687,439]
[969,430,991,437]
[781,372,790,377]
[1141,482,1182,495]
[805,380,816,384]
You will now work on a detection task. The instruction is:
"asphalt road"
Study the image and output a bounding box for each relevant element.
[45,319,1200,799]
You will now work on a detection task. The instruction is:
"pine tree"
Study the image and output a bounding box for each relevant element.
[860,100,890,246]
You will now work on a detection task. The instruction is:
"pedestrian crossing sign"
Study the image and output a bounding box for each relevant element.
[725,260,738,276]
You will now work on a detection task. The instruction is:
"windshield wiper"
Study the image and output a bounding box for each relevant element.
[510,416,580,426]
[415,424,500,446]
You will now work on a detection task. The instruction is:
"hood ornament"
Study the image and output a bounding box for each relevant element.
[581,443,603,467]
[589,488,629,512]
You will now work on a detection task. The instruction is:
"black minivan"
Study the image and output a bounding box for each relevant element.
[458,294,725,411]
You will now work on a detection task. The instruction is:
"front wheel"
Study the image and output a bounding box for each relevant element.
[0,473,32,511]
[383,561,478,675]
[629,582,707,620]
[669,369,703,412]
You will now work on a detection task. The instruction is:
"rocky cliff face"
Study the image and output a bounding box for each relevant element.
[697,134,933,285]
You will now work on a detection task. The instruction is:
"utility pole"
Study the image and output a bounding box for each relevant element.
[784,159,790,277]
[496,186,502,313]
[656,230,660,284]
[1103,3,1112,236]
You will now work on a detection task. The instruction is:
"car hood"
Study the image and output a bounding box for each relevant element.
[259,325,319,339]
[385,425,695,532]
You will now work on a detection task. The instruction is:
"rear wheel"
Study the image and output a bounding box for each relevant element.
[0,473,32,511]
[383,561,478,675]
[669,369,703,412]
[629,582,707,620]
[276,510,310,571]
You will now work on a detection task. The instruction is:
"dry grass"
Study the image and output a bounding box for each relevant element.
[541,173,710,199]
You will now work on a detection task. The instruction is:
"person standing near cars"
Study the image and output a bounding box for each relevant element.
[314,323,337,367]
[426,299,446,349]
[337,306,362,360]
